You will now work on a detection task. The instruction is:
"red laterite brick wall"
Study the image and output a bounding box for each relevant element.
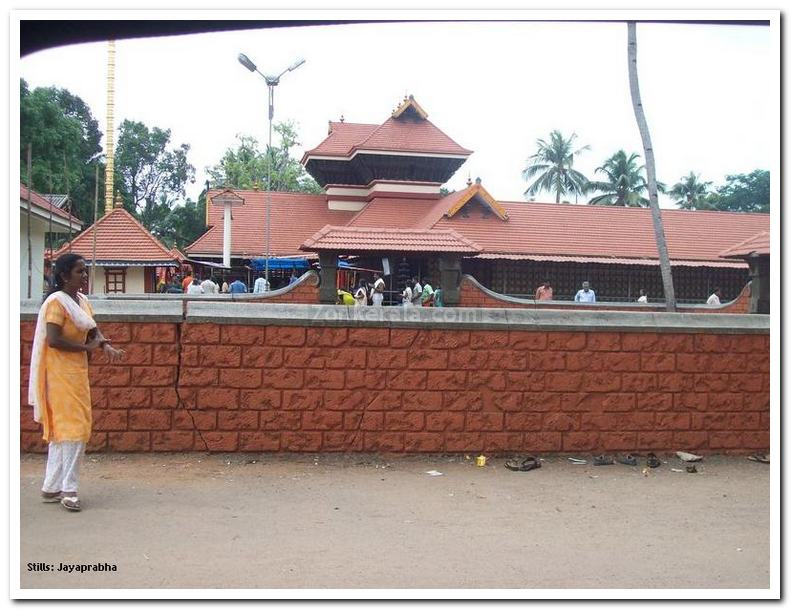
[20,320,769,454]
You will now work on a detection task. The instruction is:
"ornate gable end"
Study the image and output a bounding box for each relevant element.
[445,181,509,221]
[392,94,429,121]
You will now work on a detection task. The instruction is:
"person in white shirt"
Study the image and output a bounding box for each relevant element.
[186,278,204,295]
[637,289,648,304]
[574,281,596,303]
[253,274,270,294]
[200,276,218,294]
[402,282,413,306]
[371,273,386,307]
[411,277,422,306]
[706,287,722,306]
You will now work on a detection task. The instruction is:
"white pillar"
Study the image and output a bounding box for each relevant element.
[223,204,232,268]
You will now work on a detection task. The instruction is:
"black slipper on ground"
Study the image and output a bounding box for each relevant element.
[616,454,638,466]
[593,455,614,466]
[647,453,661,469]
[686,465,698,473]
[504,456,541,472]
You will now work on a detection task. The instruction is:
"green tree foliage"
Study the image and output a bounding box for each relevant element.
[710,170,769,213]
[156,190,208,250]
[668,172,714,210]
[522,130,591,203]
[586,150,665,207]
[19,78,103,224]
[113,119,195,239]
[207,121,322,194]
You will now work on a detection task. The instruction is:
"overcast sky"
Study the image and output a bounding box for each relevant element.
[18,19,774,208]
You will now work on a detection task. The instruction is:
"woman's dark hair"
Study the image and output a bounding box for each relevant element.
[47,253,85,299]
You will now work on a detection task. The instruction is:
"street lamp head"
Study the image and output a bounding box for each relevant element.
[288,58,306,72]
[238,53,257,72]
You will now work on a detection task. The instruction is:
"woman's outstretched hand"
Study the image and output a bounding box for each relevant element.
[102,342,125,363]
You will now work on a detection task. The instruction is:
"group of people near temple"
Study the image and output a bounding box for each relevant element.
[157,272,223,294]
[534,279,602,303]
[157,269,302,295]
[535,279,724,306]
[337,274,443,307]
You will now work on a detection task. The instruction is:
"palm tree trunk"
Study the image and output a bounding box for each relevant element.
[627,22,676,312]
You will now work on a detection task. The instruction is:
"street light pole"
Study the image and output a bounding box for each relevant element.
[238,53,305,290]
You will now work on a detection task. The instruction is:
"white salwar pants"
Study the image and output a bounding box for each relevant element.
[372,293,384,306]
[42,441,85,494]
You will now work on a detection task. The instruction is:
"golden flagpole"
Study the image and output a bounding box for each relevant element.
[104,39,116,215]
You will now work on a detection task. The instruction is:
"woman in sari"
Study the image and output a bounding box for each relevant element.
[28,253,125,512]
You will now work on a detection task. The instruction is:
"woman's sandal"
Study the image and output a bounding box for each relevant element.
[41,491,62,503]
[60,496,81,512]
[504,456,542,472]
[647,453,662,469]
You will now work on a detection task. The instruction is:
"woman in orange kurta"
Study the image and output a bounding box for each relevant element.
[28,253,124,512]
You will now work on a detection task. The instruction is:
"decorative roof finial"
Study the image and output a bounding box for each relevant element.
[340,114,345,123]
[475,177,482,185]
[466,174,472,187]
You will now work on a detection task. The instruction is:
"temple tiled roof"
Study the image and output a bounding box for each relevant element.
[353,116,472,156]
[191,185,768,267]
[51,207,177,265]
[719,231,770,258]
[433,200,769,265]
[186,190,357,257]
[301,226,482,254]
[303,122,379,157]
[347,197,440,229]
[302,97,471,160]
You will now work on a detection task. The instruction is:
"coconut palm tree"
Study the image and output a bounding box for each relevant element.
[522,130,591,203]
[586,150,664,206]
[669,172,713,210]
[627,21,676,311]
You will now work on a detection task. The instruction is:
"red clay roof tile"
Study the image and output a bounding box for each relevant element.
[303,114,472,160]
[19,182,82,226]
[300,225,481,254]
[186,188,768,268]
[719,231,770,258]
[302,122,379,158]
[347,197,440,229]
[353,116,472,156]
[186,190,357,257]
[433,201,769,264]
[52,207,176,264]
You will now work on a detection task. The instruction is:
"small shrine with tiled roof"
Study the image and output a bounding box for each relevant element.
[186,95,769,306]
[51,197,179,294]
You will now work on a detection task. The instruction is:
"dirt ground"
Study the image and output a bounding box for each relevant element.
[18,452,770,591]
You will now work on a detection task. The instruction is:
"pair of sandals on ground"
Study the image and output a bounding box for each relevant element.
[41,491,80,511]
[504,452,661,471]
